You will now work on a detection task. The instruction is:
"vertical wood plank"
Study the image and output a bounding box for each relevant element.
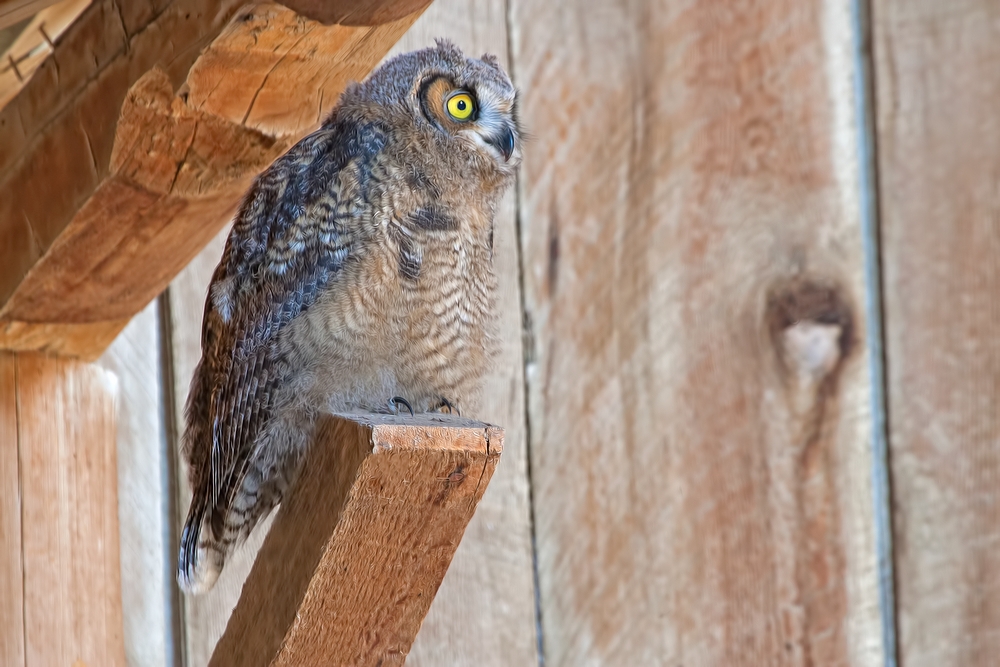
[16,353,126,666]
[390,3,539,665]
[872,2,1000,665]
[512,0,884,664]
[0,354,24,667]
[97,301,173,667]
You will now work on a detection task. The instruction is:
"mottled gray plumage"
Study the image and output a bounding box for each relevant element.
[178,40,521,594]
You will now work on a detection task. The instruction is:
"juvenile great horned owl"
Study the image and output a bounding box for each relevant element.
[178,40,521,594]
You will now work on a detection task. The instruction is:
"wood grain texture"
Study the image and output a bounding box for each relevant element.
[275,0,431,26]
[0,354,24,667]
[872,2,1000,665]
[512,0,884,664]
[0,0,61,30]
[0,0,419,356]
[96,302,174,667]
[0,0,90,106]
[10,353,125,666]
[0,317,130,359]
[390,3,540,665]
[209,413,502,667]
[0,0,249,316]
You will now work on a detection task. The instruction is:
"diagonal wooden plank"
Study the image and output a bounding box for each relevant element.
[209,414,502,667]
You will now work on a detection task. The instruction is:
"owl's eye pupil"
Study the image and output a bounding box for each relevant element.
[446,92,475,121]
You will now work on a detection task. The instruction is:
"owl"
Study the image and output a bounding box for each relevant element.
[177,40,521,594]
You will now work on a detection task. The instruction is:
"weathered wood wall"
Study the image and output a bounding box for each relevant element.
[97,302,175,667]
[873,1,1000,665]
[512,0,883,664]
[5,0,998,664]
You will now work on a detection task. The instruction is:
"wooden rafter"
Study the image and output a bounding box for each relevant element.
[0,0,429,359]
[0,0,62,30]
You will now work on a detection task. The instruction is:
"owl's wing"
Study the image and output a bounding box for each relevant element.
[185,118,389,540]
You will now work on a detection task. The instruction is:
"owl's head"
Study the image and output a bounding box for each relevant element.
[343,40,522,179]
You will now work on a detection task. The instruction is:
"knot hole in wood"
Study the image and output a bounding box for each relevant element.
[766,278,855,394]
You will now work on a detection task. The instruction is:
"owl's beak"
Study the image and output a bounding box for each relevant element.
[487,125,516,162]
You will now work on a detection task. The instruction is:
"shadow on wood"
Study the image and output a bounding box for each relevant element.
[208,413,502,667]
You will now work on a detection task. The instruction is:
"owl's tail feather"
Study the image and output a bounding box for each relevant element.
[177,502,225,595]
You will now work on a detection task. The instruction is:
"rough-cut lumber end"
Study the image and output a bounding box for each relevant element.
[0,0,426,359]
[208,413,503,667]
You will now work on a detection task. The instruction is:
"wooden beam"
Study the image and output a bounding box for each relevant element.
[276,0,432,26]
[0,0,424,360]
[208,413,502,667]
[873,1,1000,665]
[0,0,61,30]
[0,0,90,107]
[0,352,125,666]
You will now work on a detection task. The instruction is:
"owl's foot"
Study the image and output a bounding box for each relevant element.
[433,397,461,416]
[388,396,414,416]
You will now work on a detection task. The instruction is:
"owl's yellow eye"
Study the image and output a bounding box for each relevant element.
[446,92,475,121]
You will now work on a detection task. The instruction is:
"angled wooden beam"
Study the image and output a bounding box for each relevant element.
[0,0,61,30]
[208,413,503,667]
[0,0,90,105]
[0,0,425,360]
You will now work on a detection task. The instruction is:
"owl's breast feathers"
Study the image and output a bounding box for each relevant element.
[179,41,519,593]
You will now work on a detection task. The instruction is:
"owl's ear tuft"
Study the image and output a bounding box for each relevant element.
[480,53,502,70]
[434,38,463,57]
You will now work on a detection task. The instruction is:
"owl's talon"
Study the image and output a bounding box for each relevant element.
[389,396,414,416]
[434,397,461,416]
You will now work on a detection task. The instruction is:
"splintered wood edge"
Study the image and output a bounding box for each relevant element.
[0,0,426,358]
[209,413,503,667]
